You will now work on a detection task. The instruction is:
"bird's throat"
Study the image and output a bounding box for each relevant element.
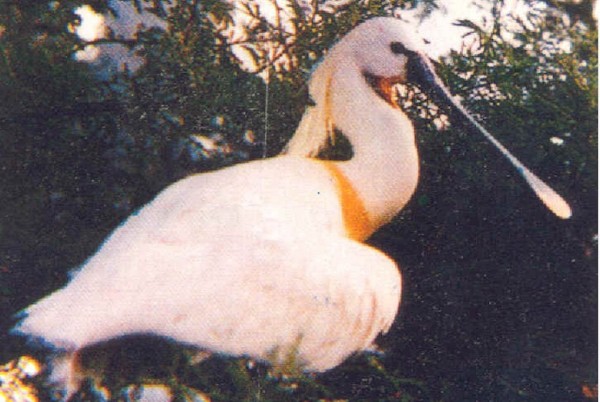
[364,73,402,108]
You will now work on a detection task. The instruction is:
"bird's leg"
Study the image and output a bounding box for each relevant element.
[47,351,84,401]
[364,342,385,356]
[266,335,306,378]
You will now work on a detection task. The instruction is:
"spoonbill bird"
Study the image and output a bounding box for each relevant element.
[14,17,571,399]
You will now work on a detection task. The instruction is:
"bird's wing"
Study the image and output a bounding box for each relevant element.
[18,231,400,372]
[119,233,401,372]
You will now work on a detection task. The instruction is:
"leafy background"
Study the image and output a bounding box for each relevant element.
[0,0,596,400]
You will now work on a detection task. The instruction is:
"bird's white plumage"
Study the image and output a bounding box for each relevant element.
[17,155,407,397]
[13,15,570,400]
[19,157,401,366]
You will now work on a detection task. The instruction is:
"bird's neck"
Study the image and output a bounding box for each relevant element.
[324,64,420,230]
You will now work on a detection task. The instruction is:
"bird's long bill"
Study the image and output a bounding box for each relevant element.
[407,52,572,219]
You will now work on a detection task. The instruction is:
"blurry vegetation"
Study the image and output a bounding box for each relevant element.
[0,0,596,400]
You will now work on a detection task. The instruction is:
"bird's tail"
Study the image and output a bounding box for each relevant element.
[12,289,90,350]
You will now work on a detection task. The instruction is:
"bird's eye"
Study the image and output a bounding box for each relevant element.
[390,42,408,55]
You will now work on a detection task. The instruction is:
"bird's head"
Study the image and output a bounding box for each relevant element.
[337,17,422,82]
[335,17,453,115]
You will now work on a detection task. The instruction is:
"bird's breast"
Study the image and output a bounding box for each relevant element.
[319,161,376,241]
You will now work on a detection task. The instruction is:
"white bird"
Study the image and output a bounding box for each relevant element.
[13,17,571,400]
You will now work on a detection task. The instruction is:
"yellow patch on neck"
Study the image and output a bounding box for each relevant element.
[321,161,375,241]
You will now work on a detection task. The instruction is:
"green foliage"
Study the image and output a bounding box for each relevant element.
[0,1,117,304]
[0,0,596,400]
[68,340,429,401]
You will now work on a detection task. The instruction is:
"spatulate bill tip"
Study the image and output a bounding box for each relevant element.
[531,179,572,219]
[522,167,572,219]
[550,200,572,219]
